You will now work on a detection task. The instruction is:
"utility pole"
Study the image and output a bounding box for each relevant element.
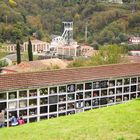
[85,22,88,43]
[5,16,7,25]
[132,0,136,13]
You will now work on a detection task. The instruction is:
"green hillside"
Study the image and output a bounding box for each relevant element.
[0,0,140,47]
[0,99,140,140]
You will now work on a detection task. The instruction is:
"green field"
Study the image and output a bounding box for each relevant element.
[0,99,140,140]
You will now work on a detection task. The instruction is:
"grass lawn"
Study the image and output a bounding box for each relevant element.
[0,99,140,140]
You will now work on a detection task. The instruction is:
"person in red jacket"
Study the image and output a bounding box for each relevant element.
[18,117,25,125]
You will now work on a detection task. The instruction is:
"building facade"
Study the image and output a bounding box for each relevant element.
[23,39,49,54]
[0,63,140,126]
[6,44,17,52]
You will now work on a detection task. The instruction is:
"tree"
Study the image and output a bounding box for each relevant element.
[16,41,21,64]
[28,38,33,61]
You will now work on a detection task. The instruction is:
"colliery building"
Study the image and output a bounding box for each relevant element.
[0,63,140,126]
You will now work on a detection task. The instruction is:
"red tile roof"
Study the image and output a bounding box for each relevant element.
[0,63,140,92]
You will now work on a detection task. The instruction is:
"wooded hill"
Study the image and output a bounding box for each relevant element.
[0,0,140,47]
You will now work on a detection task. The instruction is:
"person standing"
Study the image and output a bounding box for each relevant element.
[0,110,5,128]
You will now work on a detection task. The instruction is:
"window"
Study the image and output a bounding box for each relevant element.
[9,101,17,109]
[29,90,37,97]
[19,91,27,98]
[131,78,137,84]
[29,108,37,116]
[124,87,129,93]
[40,97,48,105]
[92,99,99,106]
[9,92,17,99]
[49,105,57,113]
[58,104,66,111]
[85,91,91,98]
[138,77,140,83]
[124,78,130,85]
[130,93,136,99]
[19,100,27,108]
[76,101,84,108]
[29,99,37,106]
[116,96,122,102]
[93,81,100,89]
[109,89,115,95]
[101,90,107,96]
[76,84,83,91]
[40,106,48,114]
[50,87,57,94]
[131,85,136,92]
[85,82,92,90]
[116,79,122,86]
[67,84,75,92]
[76,92,83,100]
[67,102,75,110]
[109,80,115,87]
[123,95,129,101]
[138,84,140,91]
[108,97,115,104]
[93,91,99,97]
[59,86,66,93]
[49,96,58,104]
[116,88,122,94]
[100,98,107,105]
[100,81,108,88]
[19,110,27,117]
[0,93,6,101]
[59,95,66,102]
[40,88,48,96]
[67,94,75,101]
[85,100,91,107]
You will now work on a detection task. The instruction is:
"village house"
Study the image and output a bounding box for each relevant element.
[23,39,49,54]
[6,40,49,54]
